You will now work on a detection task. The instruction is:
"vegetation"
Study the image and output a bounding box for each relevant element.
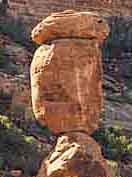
[0,0,8,15]
[0,90,12,114]
[0,48,7,66]
[107,160,121,177]
[1,112,131,176]
[93,126,132,160]
[0,115,51,176]
[0,47,19,75]
[0,18,38,52]
[0,20,26,45]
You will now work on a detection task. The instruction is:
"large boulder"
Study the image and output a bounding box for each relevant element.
[31,10,109,44]
[31,38,104,135]
[37,132,113,177]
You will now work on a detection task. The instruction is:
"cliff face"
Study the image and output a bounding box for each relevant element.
[7,0,132,30]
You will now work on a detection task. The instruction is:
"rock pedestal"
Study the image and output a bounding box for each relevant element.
[31,10,109,135]
[31,10,113,177]
[37,133,113,177]
[31,39,103,135]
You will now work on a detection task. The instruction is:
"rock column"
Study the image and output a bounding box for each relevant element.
[31,10,113,177]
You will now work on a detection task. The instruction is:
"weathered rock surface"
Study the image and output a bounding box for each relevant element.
[31,11,109,135]
[31,38,104,135]
[37,132,113,177]
[31,10,109,44]
[31,11,113,177]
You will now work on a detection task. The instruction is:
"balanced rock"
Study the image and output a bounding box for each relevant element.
[31,10,109,44]
[37,132,113,177]
[31,10,113,177]
[31,10,109,135]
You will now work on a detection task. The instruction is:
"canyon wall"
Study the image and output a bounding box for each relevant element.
[7,0,132,30]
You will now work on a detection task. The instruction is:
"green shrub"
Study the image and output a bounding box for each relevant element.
[0,48,6,66]
[107,160,121,177]
[0,115,50,176]
[0,18,38,52]
[0,0,8,15]
[0,91,12,114]
[93,126,132,160]
[0,47,20,75]
[0,21,24,44]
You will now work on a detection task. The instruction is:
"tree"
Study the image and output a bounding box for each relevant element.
[0,0,8,15]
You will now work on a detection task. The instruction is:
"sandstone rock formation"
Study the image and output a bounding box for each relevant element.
[31,10,109,44]
[31,10,109,135]
[31,39,103,135]
[30,10,113,177]
[37,132,113,177]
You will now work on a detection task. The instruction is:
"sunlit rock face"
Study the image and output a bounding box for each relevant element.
[31,10,109,44]
[30,10,109,135]
[37,132,113,177]
[30,10,114,177]
[31,39,102,134]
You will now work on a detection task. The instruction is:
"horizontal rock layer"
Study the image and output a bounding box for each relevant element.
[31,10,109,44]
